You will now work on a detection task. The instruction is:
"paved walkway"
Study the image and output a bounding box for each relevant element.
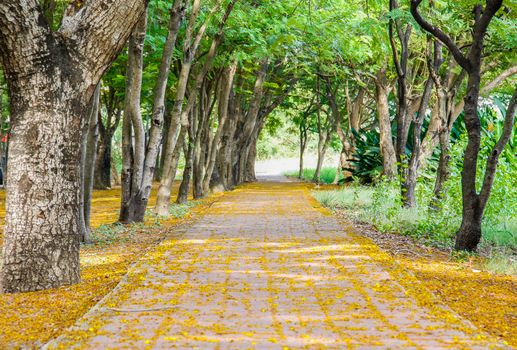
[48,181,502,349]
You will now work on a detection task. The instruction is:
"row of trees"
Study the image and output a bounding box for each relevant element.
[287,0,515,251]
[0,0,515,293]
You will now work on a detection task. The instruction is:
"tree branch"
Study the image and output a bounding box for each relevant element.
[480,64,517,95]
[410,0,470,71]
[58,0,147,86]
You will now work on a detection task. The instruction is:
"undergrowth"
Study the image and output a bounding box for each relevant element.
[311,137,517,274]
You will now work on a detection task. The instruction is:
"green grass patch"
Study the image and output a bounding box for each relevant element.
[169,201,198,218]
[284,167,340,184]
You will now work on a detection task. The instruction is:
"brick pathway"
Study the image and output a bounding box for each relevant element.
[47,181,504,349]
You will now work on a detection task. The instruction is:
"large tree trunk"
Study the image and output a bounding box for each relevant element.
[245,137,258,182]
[0,0,146,293]
[119,103,134,223]
[193,81,213,199]
[313,131,329,184]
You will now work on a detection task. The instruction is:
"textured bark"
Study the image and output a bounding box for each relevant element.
[412,0,504,251]
[245,137,258,182]
[325,78,364,183]
[0,0,147,293]
[313,130,329,184]
[94,121,112,189]
[420,64,516,165]
[431,129,450,210]
[375,68,397,179]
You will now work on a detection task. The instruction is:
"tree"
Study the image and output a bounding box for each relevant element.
[155,0,236,215]
[411,0,508,251]
[118,0,185,223]
[0,0,147,293]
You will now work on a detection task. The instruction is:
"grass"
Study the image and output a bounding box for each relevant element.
[284,167,340,184]
[312,183,517,275]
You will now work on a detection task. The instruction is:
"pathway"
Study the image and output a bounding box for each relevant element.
[48,181,503,349]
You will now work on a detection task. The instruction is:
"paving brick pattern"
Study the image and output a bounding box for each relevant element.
[48,181,504,349]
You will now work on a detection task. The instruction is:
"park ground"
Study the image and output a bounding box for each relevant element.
[0,174,515,348]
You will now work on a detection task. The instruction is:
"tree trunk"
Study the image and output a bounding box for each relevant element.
[389,0,412,167]
[119,13,147,224]
[411,0,504,251]
[245,137,258,182]
[202,63,237,194]
[402,40,437,207]
[154,125,185,215]
[155,116,182,215]
[313,130,329,184]
[211,87,240,192]
[333,147,347,184]
[155,0,212,213]
[133,0,185,218]
[93,117,113,189]
[82,84,101,243]
[177,115,195,204]
[430,129,450,210]
[119,100,134,223]
[375,68,397,179]
[299,126,307,179]
[0,0,146,293]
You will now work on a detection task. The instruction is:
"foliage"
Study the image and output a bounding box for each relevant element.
[347,129,384,183]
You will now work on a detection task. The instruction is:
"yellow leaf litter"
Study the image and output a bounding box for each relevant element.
[0,183,221,349]
[0,182,514,348]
